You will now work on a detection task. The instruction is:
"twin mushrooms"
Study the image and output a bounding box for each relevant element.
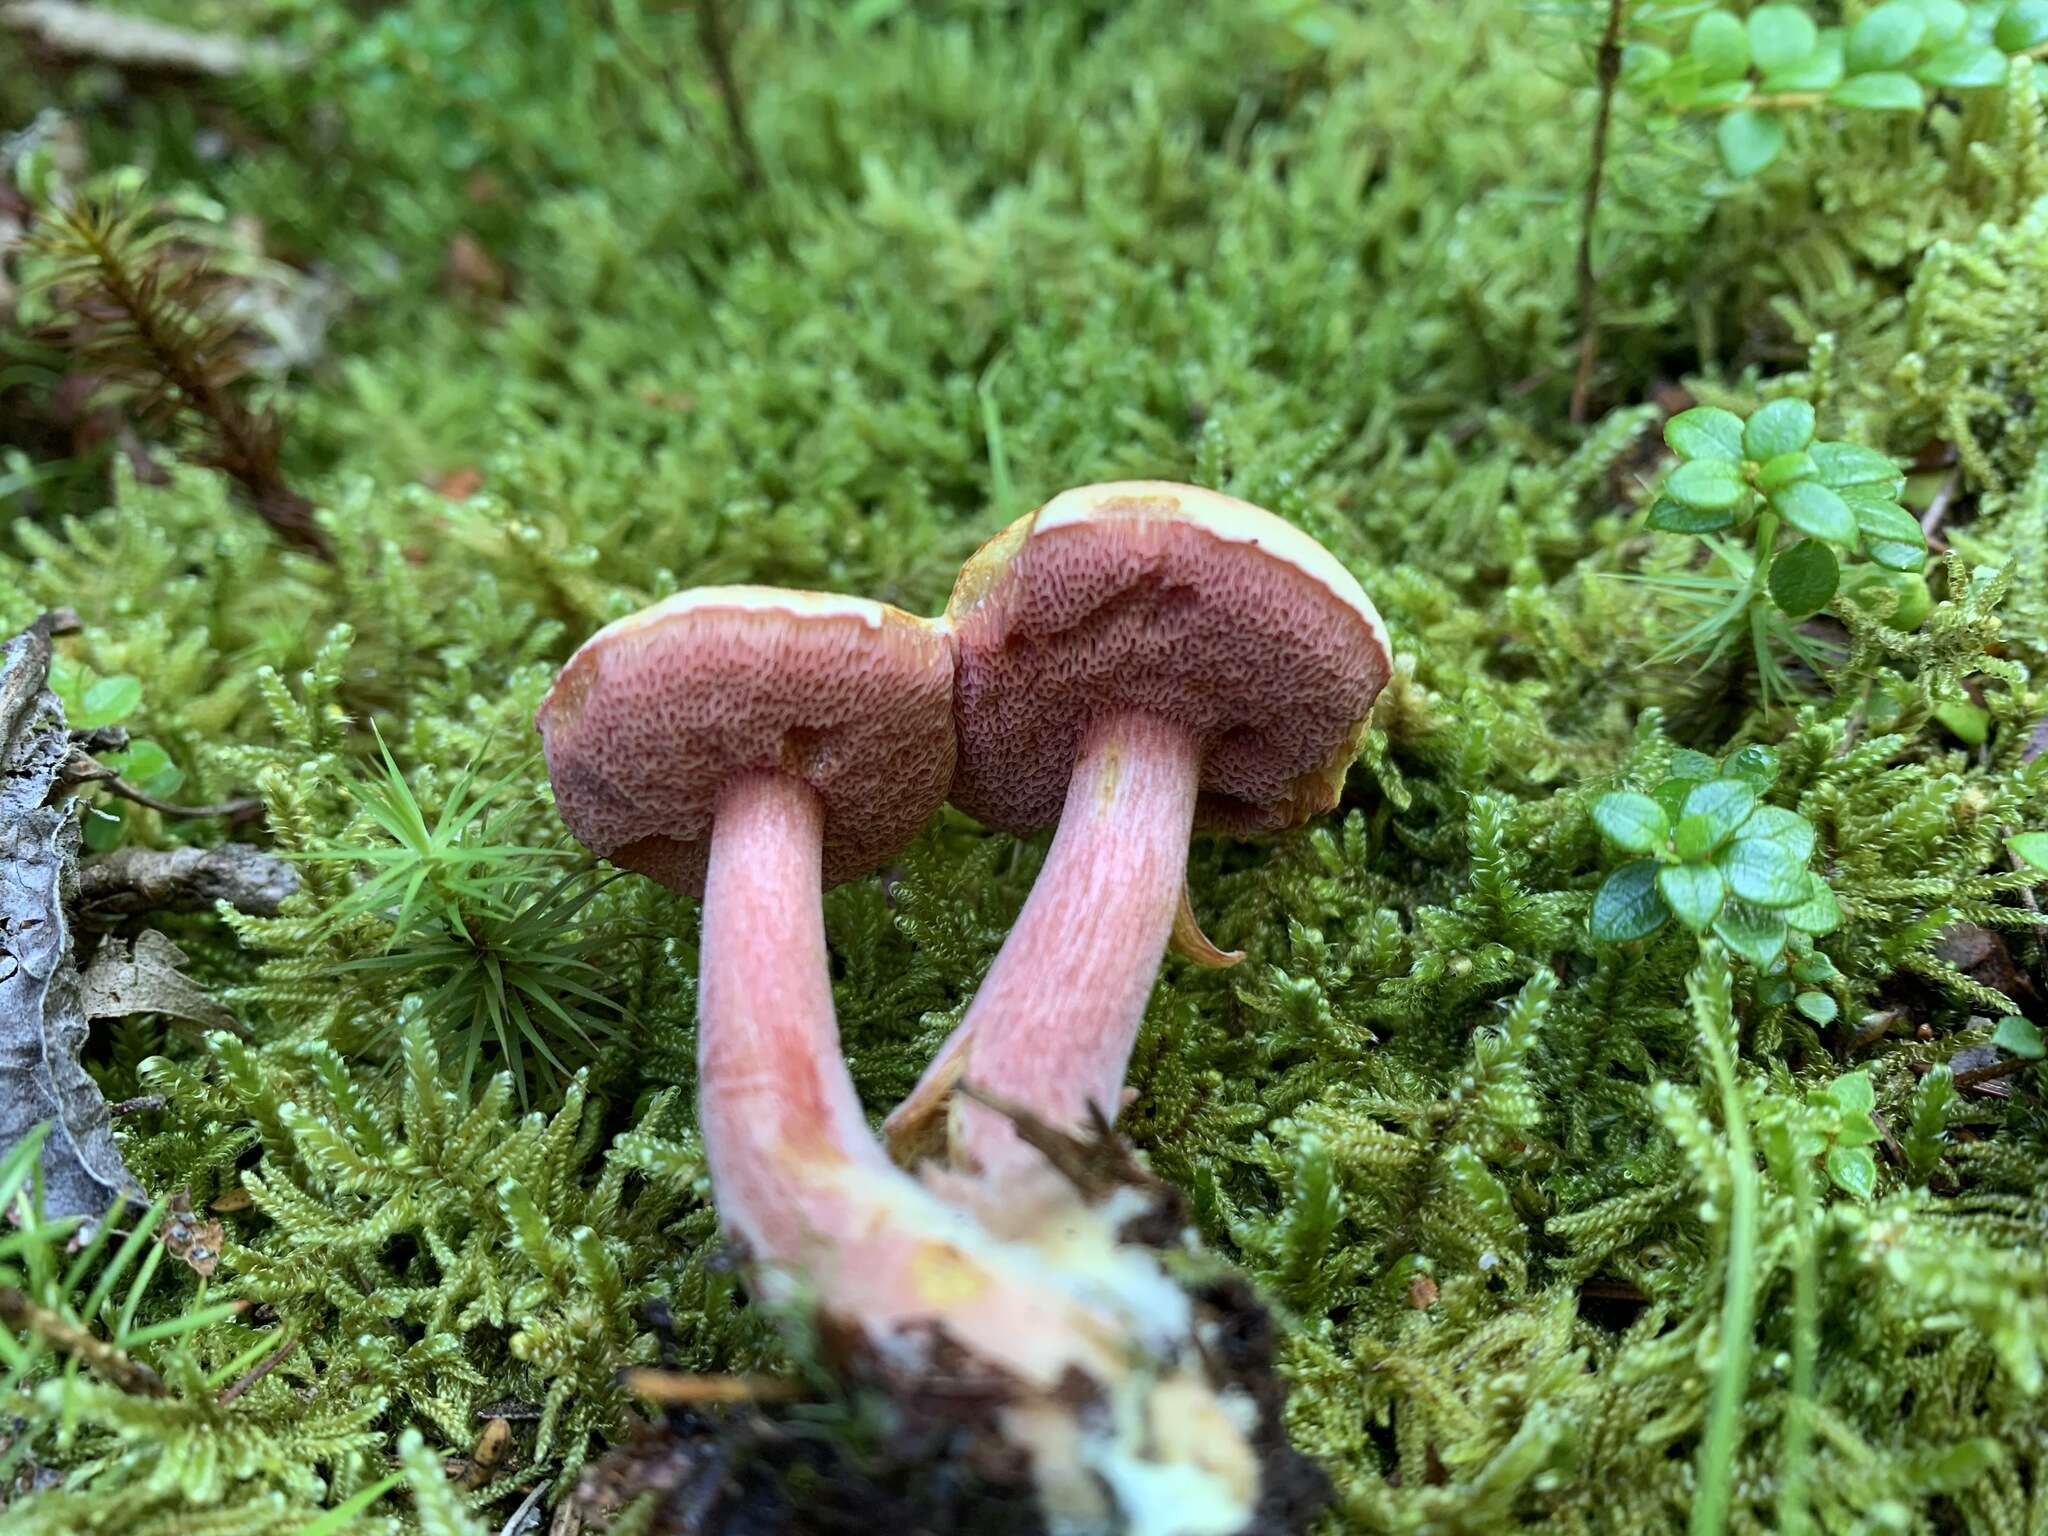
[537,482,1392,1536]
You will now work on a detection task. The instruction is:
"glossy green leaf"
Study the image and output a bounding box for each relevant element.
[1722,744,1780,789]
[1691,10,1752,79]
[1592,861,1670,943]
[1918,41,2007,87]
[1756,450,1816,491]
[1827,1145,1878,1200]
[1675,813,1718,862]
[1594,792,1670,854]
[1742,805,1816,861]
[1668,458,1749,510]
[1682,778,1759,846]
[1714,901,1789,968]
[1847,2,1927,69]
[2006,832,2048,871]
[1770,479,1857,543]
[1762,39,1844,91]
[1743,398,1816,459]
[1659,861,1727,931]
[1919,0,1969,42]
[1992,1015,2045,1059]
[1996,0,2048,52]
[1664,405,1746,462]
[1622,41,1676,87]
[1716,109,1786,176]
[1829,71,1927,110]
[1748,5,1818,71]
[1810,440,1902,488]
[1795,989,1838,1023]
[1783,872,1842,934]
[1791,951,1838,983]
[1720,837,1810,906]
[75,674,143,728]
[1770,538,1839,618]
[1935,700,1989,745]
[1647,495,1738,534]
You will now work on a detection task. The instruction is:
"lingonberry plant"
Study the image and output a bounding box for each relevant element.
[1622,0,2048,177]
[1637,398,1928,706]
[1590,744,1841,1021]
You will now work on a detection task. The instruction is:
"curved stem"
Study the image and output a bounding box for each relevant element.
[698,772,890,1268]
[891,713,1200,1178]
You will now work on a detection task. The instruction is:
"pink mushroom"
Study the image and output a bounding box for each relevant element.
[537,585,1268,1534]
[886,483,1392,1179]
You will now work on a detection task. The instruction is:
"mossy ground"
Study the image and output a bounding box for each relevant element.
[3,1,2047,1532]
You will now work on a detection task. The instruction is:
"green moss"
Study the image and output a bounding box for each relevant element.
[4,0,2047,1531]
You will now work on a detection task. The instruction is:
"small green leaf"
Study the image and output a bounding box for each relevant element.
[1783,872,1841,934]
[1770,480,1857,543]
[1991,1015,2045,1059]
[1675,813,1718,862]
[1748,4,1818,71]
[1647,495,1738,534]
[1847,2,1927,69]
[1743,805,1817,862]
[1592,861,1671,943]
[1829,71,1927,110]
[1791,951,1838,983]
[1720,837,1811,906]
[1744,398,1817,459]
[1715,901,1789,968]
[1716,110,1786,176]
[1759,971,1798,1005]
[76,674,143,729]
[1593,792,1670,854]
[1665,405,1746,462]
[1918,41,2008,87]
[1683,778,1759,847]
[1691,10,1752,79]
[1835,1109,1880,1147]
[2006,832,2048,871]
[1919,0,1969,42]
[1622,41,1676,87]
[1667,458,1749,511]
[1659,861,1727,932]
[1934,700,1990,746]
[1810,440,1901,488]
[1670,750,1720,781]
[1761,39,1844,91]
[1722,744,1780,789]
[1795,990,1839,1023]
[1770,538,1840,618]
[1844,489,1926,549]
[1756,450,1817,491]
[1996,0,2048,52]
[1826,1145,1878,1200]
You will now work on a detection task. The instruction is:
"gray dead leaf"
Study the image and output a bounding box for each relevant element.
[80,929,235,1033]
[0,613,137,1219]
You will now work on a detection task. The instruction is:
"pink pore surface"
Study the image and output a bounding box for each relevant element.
[537,603,954,895]
[949,502,1392,835]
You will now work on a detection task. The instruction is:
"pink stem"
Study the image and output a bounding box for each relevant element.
[697,772,892,1267]
[910,712,1200,1179]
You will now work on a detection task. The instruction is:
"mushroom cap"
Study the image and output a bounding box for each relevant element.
[947,481,1392,835]
[536,586,956,895]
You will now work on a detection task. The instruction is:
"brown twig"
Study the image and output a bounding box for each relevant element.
[1953,1053,2037,1091]
[695,0,764,190]
[99,777,264,820]
[1920,467,1961,542]
[217,1334,298,1405]
[620,1368,803,1405]
[0,1285,166,1396]
[74,842,297,924]
[1570,0,1628,425]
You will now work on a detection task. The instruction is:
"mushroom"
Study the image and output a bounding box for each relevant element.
[537,584,1270,1534]
[885,483,1392,1178]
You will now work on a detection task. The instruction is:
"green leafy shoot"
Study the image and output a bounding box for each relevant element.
[1630,400,1927,710]
[1590,744,1838,964]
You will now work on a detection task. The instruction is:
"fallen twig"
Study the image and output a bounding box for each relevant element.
[217,1335,298,1405]
[73,842,297,924]
[1570,0,1628,424]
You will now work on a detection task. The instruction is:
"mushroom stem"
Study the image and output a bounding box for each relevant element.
[894,712,1199,1178]
[698,772,889,1267]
